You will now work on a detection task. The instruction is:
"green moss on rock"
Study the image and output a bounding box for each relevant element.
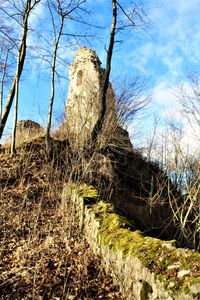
[75,184,200,297]
[78,184,98,198]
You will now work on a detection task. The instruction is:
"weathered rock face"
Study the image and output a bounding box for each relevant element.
[66,48,117,145]
[16,120,43,143]
[17,120,42,131]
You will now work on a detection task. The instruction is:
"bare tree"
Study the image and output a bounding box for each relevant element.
[114,77,150,127]
[91,0,148,144]
[0,19,15,133]
[10,50,20,155]
[91,0,117,144]
[176,73,200,140]
[0,0,41,142]
[142,77,200,250]
[0,48,9,130]
[46,0,86,154]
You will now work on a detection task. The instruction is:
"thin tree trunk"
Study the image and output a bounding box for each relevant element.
[46,15,64,155]
[0,0,31,141]
[0,49,9,130]
[11,66,19,155]
[91,0,117,144]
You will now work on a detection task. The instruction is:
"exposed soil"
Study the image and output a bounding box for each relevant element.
[0,138,122,300]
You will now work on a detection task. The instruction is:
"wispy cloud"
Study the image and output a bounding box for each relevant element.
[148,79,199,154]
[121,0,200,84]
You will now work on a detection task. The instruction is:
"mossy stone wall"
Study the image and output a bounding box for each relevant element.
[62,184,200,300]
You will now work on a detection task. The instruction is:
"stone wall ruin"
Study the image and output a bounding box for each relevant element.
[65,47,199,250]
[66,47,117,145]
[62,184,200,300]
[15,119,44,144]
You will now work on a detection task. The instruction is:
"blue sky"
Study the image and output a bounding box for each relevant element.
[2,0,200,148]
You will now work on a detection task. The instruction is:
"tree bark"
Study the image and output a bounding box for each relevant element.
[0,0,31,141]
[91,0,117,144]
[46,15,64,155]
[11,60,19,155]
[0,49,9,129]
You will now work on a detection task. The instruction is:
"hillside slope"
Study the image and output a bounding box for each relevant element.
[0,138,122,299]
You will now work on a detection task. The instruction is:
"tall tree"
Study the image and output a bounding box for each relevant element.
[10,50,19,155]
[0,0,41,141]
[0,19,14,132]
[0,48,9,130]
[91,0,148,144]
[90,0,117,144]
[46,0,86,154]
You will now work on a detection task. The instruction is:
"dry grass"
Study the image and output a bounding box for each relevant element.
[0,137,122,299]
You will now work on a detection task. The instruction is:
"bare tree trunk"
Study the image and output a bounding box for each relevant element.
[46,15,64,155]
[0,0,31,141]
[10,66,19,155]
[0,49,9,130]
[91,0,117,144]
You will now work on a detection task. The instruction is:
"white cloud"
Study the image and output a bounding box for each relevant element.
[29,1,46,28]
[148,80,200,155]
[152,81,179,111]
[152,0,200,67]
[124,0,200,82]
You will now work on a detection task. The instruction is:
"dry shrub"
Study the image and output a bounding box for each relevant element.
[0,136,122,299]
